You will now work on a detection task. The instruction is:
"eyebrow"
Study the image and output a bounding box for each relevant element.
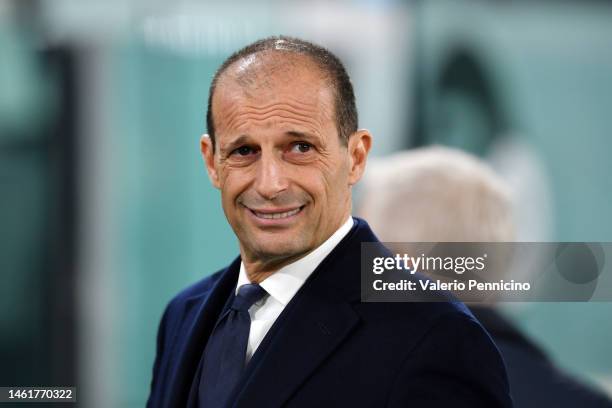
[219,135,251,156]
[285,130,320,143]
[219,130,321,156]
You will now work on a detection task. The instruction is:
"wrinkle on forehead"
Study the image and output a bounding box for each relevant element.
[225,103,328,137]
[213,53,336,140]
[216,93,334,141]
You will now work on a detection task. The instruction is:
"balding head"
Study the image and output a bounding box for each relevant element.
[206,36,358,150]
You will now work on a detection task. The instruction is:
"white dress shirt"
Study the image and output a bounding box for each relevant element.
[235,216,354,363]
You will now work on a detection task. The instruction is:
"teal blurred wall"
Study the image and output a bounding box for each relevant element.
[108,40,239,405]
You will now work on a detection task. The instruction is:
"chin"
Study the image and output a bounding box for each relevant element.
[251,238,310,262]
[257,242,305,258]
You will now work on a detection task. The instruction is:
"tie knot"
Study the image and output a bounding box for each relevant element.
[231,283,267,312]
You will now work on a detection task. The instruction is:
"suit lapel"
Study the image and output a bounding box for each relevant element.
[232,219,375,407]
[232,284,359,408]
[165,258,241,408]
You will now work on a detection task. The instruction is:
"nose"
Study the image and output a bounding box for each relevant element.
[254,152,288,200]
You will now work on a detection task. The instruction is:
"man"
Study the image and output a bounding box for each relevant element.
[358,146,612,408]
[147,36,512,408]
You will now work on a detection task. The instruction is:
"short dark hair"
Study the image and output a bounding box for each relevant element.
[206,36,358,150]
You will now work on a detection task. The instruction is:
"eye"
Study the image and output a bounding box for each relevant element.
[291,142,312,153]
[231,145,257,156]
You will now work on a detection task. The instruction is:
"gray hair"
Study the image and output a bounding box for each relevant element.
[357,146,514,243]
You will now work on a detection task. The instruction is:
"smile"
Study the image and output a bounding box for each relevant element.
[249,206,304,220]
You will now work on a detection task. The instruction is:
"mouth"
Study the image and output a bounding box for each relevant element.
[246,205,305,220]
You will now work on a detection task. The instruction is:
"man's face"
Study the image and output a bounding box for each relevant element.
[202,54,369,269]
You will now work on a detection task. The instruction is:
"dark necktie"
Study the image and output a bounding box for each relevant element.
[198,283,267,408]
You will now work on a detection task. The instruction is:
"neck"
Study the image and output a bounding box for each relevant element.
[241,211,352,283]
[241,251,308,284]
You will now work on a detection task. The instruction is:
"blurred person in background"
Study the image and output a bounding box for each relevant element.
[147,37,512,407]
[357,145,612,408]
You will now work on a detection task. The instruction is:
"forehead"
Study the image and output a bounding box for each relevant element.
[212,53,335,133]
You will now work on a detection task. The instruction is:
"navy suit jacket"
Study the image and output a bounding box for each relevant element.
[471,307,612,408]
[147,218,512,407]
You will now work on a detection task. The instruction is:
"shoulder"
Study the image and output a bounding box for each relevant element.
[152,266,232,361]
[375,302,511,406]
[163,268,226,316]
[354,294,478,342]
[154,267,230,342]
[172,269,225,302]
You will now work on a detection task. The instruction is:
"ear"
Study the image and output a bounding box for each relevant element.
[200,134,221,189]
[347,129,372,186]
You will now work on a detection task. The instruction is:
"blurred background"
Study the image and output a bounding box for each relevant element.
[1,0,611,406]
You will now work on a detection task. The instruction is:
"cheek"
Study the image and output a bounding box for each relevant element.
[300,160,349,203]
[219,170,251,208]
[319,156,349,189]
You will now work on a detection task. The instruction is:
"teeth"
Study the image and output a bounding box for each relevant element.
[254,207,301,219]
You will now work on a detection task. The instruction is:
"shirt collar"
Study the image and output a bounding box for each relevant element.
[236,216,354,305]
